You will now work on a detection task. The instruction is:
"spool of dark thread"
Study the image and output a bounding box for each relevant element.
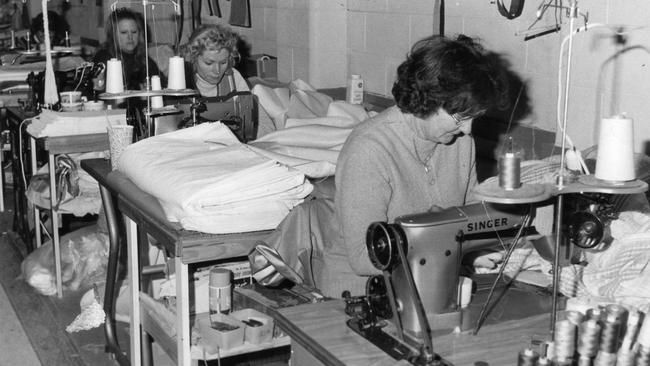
[518,348,540,366]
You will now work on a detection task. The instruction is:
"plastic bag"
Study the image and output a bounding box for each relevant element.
[20,224,109,296]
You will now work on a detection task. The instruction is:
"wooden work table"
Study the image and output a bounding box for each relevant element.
[274,299,550,366]
[81,158,275,366]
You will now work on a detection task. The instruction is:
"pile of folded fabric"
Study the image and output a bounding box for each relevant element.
[26,109,127,137]
[249,79,376,178]
[118,123,313,234]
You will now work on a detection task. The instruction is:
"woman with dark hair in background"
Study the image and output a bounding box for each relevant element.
[318,34,510,297]
[92,7,161,91]
[181,24,249,97]
[30,11,69,47]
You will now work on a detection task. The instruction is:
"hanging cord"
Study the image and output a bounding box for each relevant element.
[19,117,54,244]
[553,22,609,174]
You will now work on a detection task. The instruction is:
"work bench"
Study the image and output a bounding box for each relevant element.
[81,158,286,366]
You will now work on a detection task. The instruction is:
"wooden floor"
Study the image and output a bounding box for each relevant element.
[0,185,124,365]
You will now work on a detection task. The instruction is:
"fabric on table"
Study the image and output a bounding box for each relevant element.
[249,92,373,178]
[26,109,127,138]
[118,122,313,234]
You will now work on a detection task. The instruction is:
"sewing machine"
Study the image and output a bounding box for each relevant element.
[148,91,258,142]
[343,193,621,365]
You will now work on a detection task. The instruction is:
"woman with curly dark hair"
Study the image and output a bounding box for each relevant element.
[318,34,509,297]
[181,24,249,97]
[92,7,161,91]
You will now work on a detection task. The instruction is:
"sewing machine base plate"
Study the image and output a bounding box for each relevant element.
[346,319,453,366]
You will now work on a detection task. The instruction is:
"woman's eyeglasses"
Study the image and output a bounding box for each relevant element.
[451,111,485,128]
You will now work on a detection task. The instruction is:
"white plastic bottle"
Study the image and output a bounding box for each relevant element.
[346,74,364,105]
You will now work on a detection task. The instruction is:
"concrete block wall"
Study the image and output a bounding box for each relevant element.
[347,0,436,96]
[446,0,650,152]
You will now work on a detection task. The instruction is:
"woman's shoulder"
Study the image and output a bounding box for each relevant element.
[348,106,402,143]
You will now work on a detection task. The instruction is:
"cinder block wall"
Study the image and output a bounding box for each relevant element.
[446,0,650,152]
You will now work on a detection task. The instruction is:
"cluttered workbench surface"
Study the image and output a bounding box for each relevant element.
[270,297,550,366]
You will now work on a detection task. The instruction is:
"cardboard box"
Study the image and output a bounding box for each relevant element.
[244,54,277,79]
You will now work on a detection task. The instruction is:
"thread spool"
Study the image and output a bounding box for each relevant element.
[555,319,577,363]
[597,313,622,354]
[587,307,606,323]
[498,136,522,190]
[637,311,650,349]
[578,319,602,358]
[167,56,186,90]
[567,311,585,326]
[105,58,124,93]
[595,114,635,182]
[636,345,650,366]
[517,348,540,366]
[150,75,164,108]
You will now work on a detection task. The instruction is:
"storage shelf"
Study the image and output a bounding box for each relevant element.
[140,293,290,362]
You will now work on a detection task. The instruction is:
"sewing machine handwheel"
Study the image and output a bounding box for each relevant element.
[366,222,399,271]
[567,211,604,249]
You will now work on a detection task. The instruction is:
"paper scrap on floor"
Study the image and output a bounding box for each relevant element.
[119,123,313,234]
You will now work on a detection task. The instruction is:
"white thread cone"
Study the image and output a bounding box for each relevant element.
[595,115,635,181]
[106,59,124,93]
[167,56,186,90]
[150,75,164,108]
[107,125,133,171]
[42,0,59,106]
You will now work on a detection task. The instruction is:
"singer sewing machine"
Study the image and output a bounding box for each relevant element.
[343,195,620,365]
[148,91,258,142]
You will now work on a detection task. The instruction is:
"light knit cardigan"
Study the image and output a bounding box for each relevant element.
[318,106,477,297]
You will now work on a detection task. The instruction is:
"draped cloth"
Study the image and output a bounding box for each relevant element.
[118,123,313,234]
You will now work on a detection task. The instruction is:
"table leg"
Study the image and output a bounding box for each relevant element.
[99,185,130,366]
[48,152,63,298]
[127,215,142,366]
[0,130,4,213]
[175,257,191,366]
[30,137,41,249]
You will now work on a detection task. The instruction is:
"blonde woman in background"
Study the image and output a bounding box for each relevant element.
[182,24,249,97]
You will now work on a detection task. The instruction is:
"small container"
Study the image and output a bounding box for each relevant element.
[83,100,105,111]
[231,308,274,345]
[346,74,364,105]
[60,91,82,104]
[209,268,231,315]
[196,313,245,352]
[60,102,83,112]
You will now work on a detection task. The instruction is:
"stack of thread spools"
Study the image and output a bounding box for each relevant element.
[517,305,650,365]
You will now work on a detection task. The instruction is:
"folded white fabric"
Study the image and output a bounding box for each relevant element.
[119,123,313,234]
[27,109,127,138]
